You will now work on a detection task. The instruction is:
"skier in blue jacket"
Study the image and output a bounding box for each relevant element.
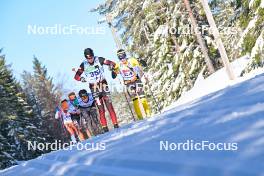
[78,89,102,136]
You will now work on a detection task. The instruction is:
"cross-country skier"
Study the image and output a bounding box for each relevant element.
[55,100,79,143]
[74,48,119,132]
[112,49,151,120]
[67,92,88,140]
[78,89,102,136]
[55,106,70,142]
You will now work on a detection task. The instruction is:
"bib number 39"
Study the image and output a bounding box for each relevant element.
[90,68,101,79]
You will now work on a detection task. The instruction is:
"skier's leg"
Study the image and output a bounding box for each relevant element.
[71,114,83,140]
[128,83,143,120]
[65,123,77,143]
[73,118,85,141]
[103,95,119,128]
[65,124,74,135]
[84,109,93,138]
[132,98,143,120]
[89,107,103,135]
[141,97,151,117]
[79,110,92,139]
[85,129,92,138]
[135,81,148,118]
[136,81,151,117]
[70,135,77,144]
[78,130,85,141]
[71,121,84,141]
[96,97,109,132]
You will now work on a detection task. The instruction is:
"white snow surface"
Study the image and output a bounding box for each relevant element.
[1,57,264,176]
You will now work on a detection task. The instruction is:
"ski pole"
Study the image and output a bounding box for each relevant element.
[125,79,147,119]
[118,78,136,121]
[138,61,162,114]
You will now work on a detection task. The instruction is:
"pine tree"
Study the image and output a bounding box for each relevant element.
[211,0,264,74]
[21,57,67,144]
[0,52,44,169]
[238,0,264,72]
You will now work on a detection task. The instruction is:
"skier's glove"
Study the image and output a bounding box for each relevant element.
[131,75,137,83]
[109,63,119,71]
[80,77,87,82]
[112,71,117,79]
[109,64,115,71]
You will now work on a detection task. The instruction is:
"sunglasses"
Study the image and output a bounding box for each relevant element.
[81,95,88,99]
[86,55,93,59]
[118,54,126,60]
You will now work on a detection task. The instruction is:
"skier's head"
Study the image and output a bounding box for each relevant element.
[84,48,94,64]
[78,89,89,102]
[68,92,76,101]
[61,99,69,112]
[117,49,127,63]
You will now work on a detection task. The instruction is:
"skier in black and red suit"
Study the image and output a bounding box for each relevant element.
[74,48,119,132]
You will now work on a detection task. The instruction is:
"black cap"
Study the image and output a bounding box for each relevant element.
[84,48,94,58]
[117,49,125,55]
[79,89,88,97]
[117,49,126,60]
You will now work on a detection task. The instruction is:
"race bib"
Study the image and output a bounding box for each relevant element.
[62,112,72,124]
[85,66,102,82]
[121,67,135,81]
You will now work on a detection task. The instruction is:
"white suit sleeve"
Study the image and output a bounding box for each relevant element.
[55,111,60,119]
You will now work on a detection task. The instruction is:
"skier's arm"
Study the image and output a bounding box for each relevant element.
[74,63,84,81]
[68,107,80,115]
[98,57,117,69]
[55,107,61,119]
[130,58,144,78]
[98,57,119,79]
[55,111,60,119]
[111,63,120,79]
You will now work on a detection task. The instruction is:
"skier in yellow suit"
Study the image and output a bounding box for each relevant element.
[111,49,151,120]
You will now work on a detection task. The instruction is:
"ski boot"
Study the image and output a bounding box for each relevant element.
[114,124,119,128]
[102,126,109,133]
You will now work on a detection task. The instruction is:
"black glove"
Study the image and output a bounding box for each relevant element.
[111,71,117,79]
[109,65,113,71]
[109,63,116,71]
[80,77,86,82]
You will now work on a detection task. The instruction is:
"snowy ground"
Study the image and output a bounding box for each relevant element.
[1,58,264,176]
